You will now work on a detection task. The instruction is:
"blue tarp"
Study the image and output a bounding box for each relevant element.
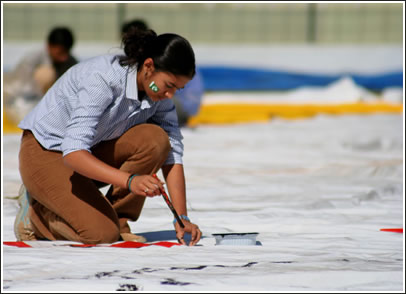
[198,66,403,91]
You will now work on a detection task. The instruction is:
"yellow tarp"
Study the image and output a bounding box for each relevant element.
[188,102,404,126]
[3,102,403,133]
[3,111,22,134]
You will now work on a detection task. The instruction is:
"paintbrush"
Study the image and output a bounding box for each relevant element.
[152,174,185,228]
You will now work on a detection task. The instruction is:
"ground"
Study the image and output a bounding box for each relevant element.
[2,114,404,291]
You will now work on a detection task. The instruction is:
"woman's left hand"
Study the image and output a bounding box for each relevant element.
[175,220,202,246]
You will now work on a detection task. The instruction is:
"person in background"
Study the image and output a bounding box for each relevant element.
[3,27,78,124]
[121,19,204,127]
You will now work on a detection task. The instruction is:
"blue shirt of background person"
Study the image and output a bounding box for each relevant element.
[172,69,204,126]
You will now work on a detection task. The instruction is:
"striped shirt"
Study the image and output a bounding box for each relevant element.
[18,54,184,165]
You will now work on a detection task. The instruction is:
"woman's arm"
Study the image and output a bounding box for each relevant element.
[63,150,164,197]
[161,164,201,246]
[64,151,201,245]
[161,164,187,215]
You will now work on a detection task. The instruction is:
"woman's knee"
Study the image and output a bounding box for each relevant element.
[129,124,171,158]
[147,124,171,156]
[78,221,120,244]
[93,123,171,172]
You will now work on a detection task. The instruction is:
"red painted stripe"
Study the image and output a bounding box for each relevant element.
[110,241,150,248]
[3,241,181,248]
[3,241,32,247]
[110,241,181,248]
[69,244,98,248]
[150,241,181,248]
[380,228,403,233]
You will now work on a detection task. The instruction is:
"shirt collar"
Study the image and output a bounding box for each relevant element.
[125,67,139,100]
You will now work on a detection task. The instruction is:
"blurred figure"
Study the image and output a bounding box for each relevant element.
[3,27,78,124]
[121,19,204,127]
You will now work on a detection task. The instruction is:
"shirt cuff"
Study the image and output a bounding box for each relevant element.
[61,140,92,157]
[163,150,183,165]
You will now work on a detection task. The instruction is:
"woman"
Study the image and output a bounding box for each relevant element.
[15,27,202,246]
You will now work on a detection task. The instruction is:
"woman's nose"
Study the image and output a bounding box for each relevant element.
[165,89,176,99]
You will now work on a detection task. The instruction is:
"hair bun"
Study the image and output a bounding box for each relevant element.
[121,28,157,67]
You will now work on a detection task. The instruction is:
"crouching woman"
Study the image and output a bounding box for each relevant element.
[16,27,202,246]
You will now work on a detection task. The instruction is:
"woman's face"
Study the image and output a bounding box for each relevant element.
[140,58,191,102]
[146,71,190,102]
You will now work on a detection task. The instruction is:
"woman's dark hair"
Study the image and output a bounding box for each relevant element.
[119,27,195,78]
[47,27,75,51]
[121,19,149,36]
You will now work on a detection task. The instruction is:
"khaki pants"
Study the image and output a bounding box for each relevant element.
[19,124,171,244]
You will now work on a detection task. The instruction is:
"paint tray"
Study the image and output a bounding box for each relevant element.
[212,232,259,246]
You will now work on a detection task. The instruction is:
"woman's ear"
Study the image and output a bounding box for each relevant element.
[143,58,155,74]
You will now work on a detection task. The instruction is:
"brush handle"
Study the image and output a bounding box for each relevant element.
[153,174,185,228]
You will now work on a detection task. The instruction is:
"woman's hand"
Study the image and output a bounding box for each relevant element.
[175,220,202,246]
[129,175,165,197]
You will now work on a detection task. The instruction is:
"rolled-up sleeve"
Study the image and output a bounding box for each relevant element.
[149,99,184,165]
[61,71,114,156]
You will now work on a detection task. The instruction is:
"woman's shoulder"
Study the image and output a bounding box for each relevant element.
[73,54,126,78]
[77,54,120,67]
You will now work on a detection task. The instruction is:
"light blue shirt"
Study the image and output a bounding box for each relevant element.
[18,54,184,165]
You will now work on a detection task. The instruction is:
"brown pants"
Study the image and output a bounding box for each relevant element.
[19,124,171,244]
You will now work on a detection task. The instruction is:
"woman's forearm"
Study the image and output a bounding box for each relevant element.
[63,150,130,189]
[161,164,187,216]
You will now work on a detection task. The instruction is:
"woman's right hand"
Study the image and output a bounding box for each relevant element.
[129,175,165,197]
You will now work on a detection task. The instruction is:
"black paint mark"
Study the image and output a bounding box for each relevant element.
[141,267,158,272]
[341,259,350,262]
[186,265,208,270]
[242,262,258,267]
[170,265,208,271]
[121,276,135,279]
[132,267,158,274]
[94,270,134,280]
[271,261,293,264]
[161,278,192,286]
[95,262,259,283]
[169,262,258,271]
[95,270,119,278]
[117,284,139,291]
